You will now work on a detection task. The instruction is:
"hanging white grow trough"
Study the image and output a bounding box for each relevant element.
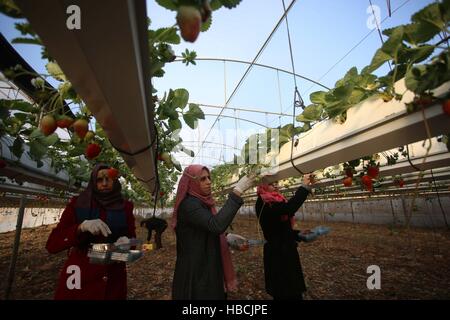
[15,0,157,193]
[220,80,450,195]
[273,80,450,181]
[0,137,79,191]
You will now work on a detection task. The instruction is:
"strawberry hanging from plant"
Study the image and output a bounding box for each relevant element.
[177,5,202,42]
[108,167,119,180]
[361,175,373,192]
[40,115,57,136]
[73,118,89,139]
[55,115,74,128]
[394,176,405,188]
[367,165,379,179]
[343,176,353,187]
[85,143,101,160]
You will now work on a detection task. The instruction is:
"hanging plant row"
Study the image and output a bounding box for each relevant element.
[0,0,243,205]
[211,1,449,192]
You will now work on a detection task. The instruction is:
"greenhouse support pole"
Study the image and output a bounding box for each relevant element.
[4,195,27,300]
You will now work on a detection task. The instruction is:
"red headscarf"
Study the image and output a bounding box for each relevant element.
[171,165,237,292]
[257,183,295,228]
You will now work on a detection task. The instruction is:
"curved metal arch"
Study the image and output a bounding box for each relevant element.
[203,113,268,128]
[181,141,241,151]
[176,154,227,162]
[194,102,293,117]
[174,57,331,90]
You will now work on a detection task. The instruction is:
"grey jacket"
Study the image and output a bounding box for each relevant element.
[172,192,243,300]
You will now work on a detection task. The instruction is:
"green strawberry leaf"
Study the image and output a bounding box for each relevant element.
[201,15,212,32]
[11,37,41,45]
[10,136,24,158]
[220,0,242,9]
[172,88,189,109]
[169,118,182,131]
[155,0,178,11]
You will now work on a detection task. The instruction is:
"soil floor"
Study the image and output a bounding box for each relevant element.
[1,216,449,300]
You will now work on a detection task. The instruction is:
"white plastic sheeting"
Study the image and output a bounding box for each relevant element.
[0,207,63,233]
[2,195,448,233]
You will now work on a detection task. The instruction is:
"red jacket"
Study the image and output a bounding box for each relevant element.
[46,197,136,300]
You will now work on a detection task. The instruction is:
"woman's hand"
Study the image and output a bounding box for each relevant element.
[302,173,315,186]
[233,174,256,196]
[78,219,111,237]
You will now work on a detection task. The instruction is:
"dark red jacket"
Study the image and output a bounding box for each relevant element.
[46,197,136,300]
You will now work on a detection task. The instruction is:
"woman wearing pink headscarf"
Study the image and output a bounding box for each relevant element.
[171,165,254,300]
[255,174,314,300]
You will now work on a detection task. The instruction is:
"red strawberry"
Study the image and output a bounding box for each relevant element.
[159,191,165,197]
[85,143,101,160]
[40,115,57,136]
[56,115,74,128]
[343,176,353,187]
[0,159,7,168]
[443,99,450,116]
[362,175,373,191]
[367,166,379,179]
[108,168,119,180]
[398,179,405,188]
[73,119,89,139]
[177,6,202,42]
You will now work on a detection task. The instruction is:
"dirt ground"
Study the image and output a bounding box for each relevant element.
[1,215,449,300]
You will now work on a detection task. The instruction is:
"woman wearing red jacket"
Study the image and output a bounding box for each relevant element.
[46,164,136,300]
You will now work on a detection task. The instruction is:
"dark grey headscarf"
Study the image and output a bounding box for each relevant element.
[76,163,124,210]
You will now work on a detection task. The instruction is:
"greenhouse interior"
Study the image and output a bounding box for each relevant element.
[0,0,449,302]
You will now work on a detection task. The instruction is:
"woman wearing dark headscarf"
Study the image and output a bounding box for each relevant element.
[255,174,314,300]
[171,165,255,300]
[46,164,135,300]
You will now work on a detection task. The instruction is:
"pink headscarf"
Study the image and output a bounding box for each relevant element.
[257,184,287,204]
[257,183,295,228]
[171,165,237,292]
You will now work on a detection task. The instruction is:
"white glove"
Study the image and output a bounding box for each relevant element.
[233,175,255,194]
[79,219,111,237]
[114,236,131,250]
[226,233,249,251]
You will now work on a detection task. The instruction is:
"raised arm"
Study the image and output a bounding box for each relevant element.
[179,193,243,234]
